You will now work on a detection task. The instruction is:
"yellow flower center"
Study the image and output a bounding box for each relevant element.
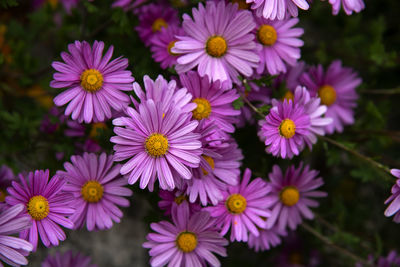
[280,186,300,206]
[231,0,250,9]
[282,91,294,102]
[90,122,107,139]
[145,133,169,157]
[27,195,50,220]
[192,98,212,120]
[226,194,247,214]
[257,25,278,46]
[167,40,178,56]
[176,232,198,253]
[80,69,104,92]
[81,181,104,203]
[152,18,168,32]
[279,119,296,139]
[201,155,215,175]
[206,36,228,58]
[174,195,188,205]
[0,188,7,202]
[47,0,58,8]
[318,85,336,106]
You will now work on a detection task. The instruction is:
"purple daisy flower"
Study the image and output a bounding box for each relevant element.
[150,25,186,69]
[132,75,196,113]
[5,170,74,251]
[206,168,272,242]
[0,165,15,211]
[300,60,361,134]
[172,1,259,87]
[328,0,365,15]
[254,17,304,75]
[158,189,201,217]
[56,153,132,231]
[248,226,287,252]
[111,100,202,191]
[51,40,135,123]
[266,163,327,231]
[250,0,310,20]
[42,250,97,267]
[112,0,146,11]
[0,204,33,267]
[260,99,310,159]
[179,71,240,133]
[384,169,400,223]
[143,208,228,267]
[136,3,180,46]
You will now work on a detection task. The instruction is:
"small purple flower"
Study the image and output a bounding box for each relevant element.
[111,100,202,191]
[42,250,97,267]
[0,165,15,211]
[143,208,228,267]
[51,40,135,123]
[328,0,365,15]
[248,226,287,252]
[356,250,400,267]
[158,189,201,217]
[5,170,74,251]
[266,163,327,231]
[260,99,310,159]
[179,71,240,133]
[0,204,33,267]
[254,17,304,75]
[172,1,259,87]
[384,169,400,223]
[57,153,132,231]
[206,168,272,242]
[250,0,310,20]
[136,3,180,46]
[150,25,185,69]
[300,60,361,134]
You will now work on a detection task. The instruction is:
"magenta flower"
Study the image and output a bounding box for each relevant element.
[5,170,74,251]
[300,60,361,134]
[42,250,97,267]
[266,163,327,230]
[143,208,228,267]
[158,189,201,217]
[132,75,196,113]
[248,226,287,252]
[136,3,180,46]
[254,17,304,75]
[206,168,272,242]
[0,204,33,267]
[250,0,310,20]
[57,153,132,231]
[0,165,15,211]
[51,40,135,123]
[260,99,310,159]
[111,100,202,191]
[328,0,365,15]
[179,71,240,133]
[384,169,400,223]
[150,25,185,69]
[172,1,259,86]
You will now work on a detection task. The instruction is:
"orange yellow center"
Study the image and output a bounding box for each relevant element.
[145,133,169,157]
[167,40,178,56]
[174,195,188,205]
[201,155,215,175]
[27,195,50,220]
[206,36,228,57]
[318,85,336,106]
[152,18,168,32]
[80,69,103,92]
[176,232,198,252]
[258,25,278,46]
[226,194,247,214]
[192,98,212,120]
[231,0,250,9]
[81,181,104,203]
[280,186,300,206]
[0,188,7,202]
[282,91,294,102]
[279,119,296,138]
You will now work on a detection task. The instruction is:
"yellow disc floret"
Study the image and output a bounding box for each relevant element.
[81,181,104,203]
[176,232,198,253]
[0,188,7,202]
[280,186,300,206]
[27,195,50,220]
[279,119,296,139]
[192,98,212,120]
[282,91,294,102]
[167,40,178,56]
[226,193,247,214]
[145,133,169,157]
[201,155,215,175]
[152,18,168,32]
[257,25,278,46]
[318,85,336,106]
[80,69,104,92]
[206,36,228,58]
[174,195,188,205]
[231,0,250,9]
